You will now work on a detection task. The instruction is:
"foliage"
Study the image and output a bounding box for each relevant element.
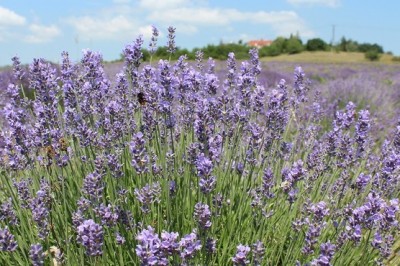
[259,44,282,57]
[200,42,250,60]
[285,36,304,54]
[392,56,400,62]
[337,37,384,54]
[365,50,381,61]
[114,34,388,63]
[306,38,328,51]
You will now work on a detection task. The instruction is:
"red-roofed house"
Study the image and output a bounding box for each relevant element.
[247,39,273,49]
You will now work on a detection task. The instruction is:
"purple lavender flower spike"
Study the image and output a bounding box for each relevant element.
[355,173,371,192]
[371,231,383,249]
[76,219,104,256]
[179,231,202,262]
[95,204,119,227]
[307,201,329,222]
[249,48,261,77]
[30,243,46,266]
[0,226,18,252]
[166,26,176,54]
[12,56,25,81]
[130,131,150,174]
[196,153,217,194]
[136,226,161,265]
[0,198,18,225]
[82,171,104,204]
[149,25,159,55]
[310,241,336,266]
[134,182,161,213]
[195,50,204,71]
[381,198,399,230]
[30,180,51,240]
[302,222,324,255]
[124,35,144,70]
[224,52,237,89]
[116,232,126,245]
[232,244,251,265]
[160,231,180,255]
[262,168,275,199]
[169,180,177,196]
[194,202,212,231]
[252,240,265,266]
[206,237,217,255]
[294,66,310,103]
[355,109,370,158]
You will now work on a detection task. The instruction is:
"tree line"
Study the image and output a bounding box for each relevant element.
[116,36,386,62]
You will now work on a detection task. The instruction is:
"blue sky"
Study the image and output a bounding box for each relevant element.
[0,0,399,66]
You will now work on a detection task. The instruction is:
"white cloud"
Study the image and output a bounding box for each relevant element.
[287,0,340,7]
[148,7,315,38]
[148,8,242,26]
[113,0,131,3]
[66,15,137,40]
[137,25,156,39]
[250,11,315,38]
[139,0,189,10]
[24,24,60,43]
[0,6,26,26]
[65,2,315,45]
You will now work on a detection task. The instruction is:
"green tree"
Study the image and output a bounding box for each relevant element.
[272,37,287,54]
[358,43,384,53]
[259,44,282,57]
[365,50,381,61]
[306,38,328,51]
[286,37,304,54]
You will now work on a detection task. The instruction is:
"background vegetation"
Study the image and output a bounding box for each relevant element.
[114,35,389,63]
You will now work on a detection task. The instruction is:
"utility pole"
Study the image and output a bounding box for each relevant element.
[331,25,335,46]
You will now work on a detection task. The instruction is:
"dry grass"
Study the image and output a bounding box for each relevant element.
[260,51,398,64]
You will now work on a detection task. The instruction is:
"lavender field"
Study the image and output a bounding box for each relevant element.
[1,29,400,265]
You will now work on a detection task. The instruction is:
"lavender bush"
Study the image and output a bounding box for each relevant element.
[0,27,400,265]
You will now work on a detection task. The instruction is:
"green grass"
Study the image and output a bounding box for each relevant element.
[261,51,397,64]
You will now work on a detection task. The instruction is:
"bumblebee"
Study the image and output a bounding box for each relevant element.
[44,145,56,159]
[58,137,68,151]
[137,92,147,106]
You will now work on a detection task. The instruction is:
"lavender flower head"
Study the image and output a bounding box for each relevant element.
[196,153,217,194]
[160,231,180,255]
[12,56,25,80]
[149,25,159,55]
[252,240,265,266]
[179,231,202,262]
[30,182,51,240]
[130,131,149,174]
[115,232,126,245]
[355,173,371,192]
[232,244,251,265]
[124,35,144,70]
[136,226,162,265]
[76,219,104,256]
[82,171,104,203]
[0,198,18,225]
[134,182,161,213]
[30,243,46,266]
[193,202,212,231]
[311,241,336,266]
[206,237,217,255]
[307,201,330,222]
[0,226,18,252]
[166,26,176,54]
[293,66,309,105]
